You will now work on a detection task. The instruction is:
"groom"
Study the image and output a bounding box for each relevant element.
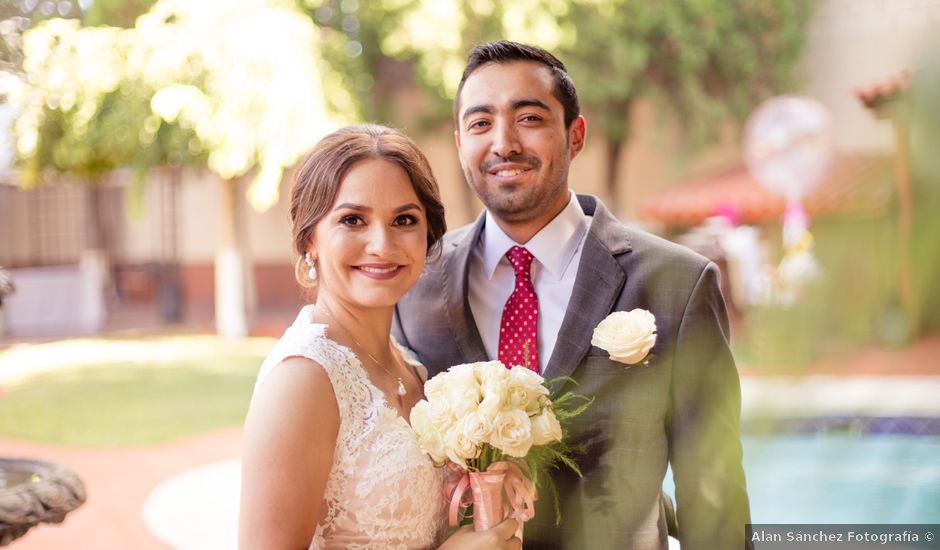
[394,40,752,549]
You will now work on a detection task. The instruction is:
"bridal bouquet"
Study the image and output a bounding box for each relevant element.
[410,361,591,535]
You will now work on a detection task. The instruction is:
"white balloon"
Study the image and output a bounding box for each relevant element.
[743,96,835,202]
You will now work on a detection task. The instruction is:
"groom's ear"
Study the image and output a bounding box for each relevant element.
[568,116,586,160]
[454,129,461,150]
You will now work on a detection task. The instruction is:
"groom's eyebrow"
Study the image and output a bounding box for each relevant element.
[461,98,551,122]
[461,104,493,122]
[511,98,550,111]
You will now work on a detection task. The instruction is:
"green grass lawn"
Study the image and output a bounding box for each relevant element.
[0,336,271,447]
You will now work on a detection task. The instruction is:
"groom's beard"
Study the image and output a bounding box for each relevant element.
[465,152,569,224]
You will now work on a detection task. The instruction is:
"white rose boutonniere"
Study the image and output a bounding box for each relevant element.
[591,309,657,365]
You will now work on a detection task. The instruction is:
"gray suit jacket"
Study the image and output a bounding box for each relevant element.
[393,195,751,550]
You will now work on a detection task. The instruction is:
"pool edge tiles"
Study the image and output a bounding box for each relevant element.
[741,375,940,417]
[742,415,940,436]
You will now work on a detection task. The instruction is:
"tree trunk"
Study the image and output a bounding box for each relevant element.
[160,168,183,324]
[892,117,918,338]
[215,176,248,340]
[80,177,108,332]
[604,137,625,214]
[602,99,633,216]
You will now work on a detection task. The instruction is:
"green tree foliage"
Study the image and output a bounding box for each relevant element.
[7,0,348,208]
[5,0,353,338]
[557,0,814,198]
[297,0,444,128]
[9,19,140,183]
[343,0,814,199]
[82,0,158,27]
[5,18,202,192]
[0,0,84,71]
[132,0,349,210]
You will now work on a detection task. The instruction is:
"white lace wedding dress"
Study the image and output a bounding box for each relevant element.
[252,305,448,549]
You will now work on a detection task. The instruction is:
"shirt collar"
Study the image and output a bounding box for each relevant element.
[478,190,588,280]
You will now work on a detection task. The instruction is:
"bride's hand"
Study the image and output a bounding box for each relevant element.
[438,518,521,550]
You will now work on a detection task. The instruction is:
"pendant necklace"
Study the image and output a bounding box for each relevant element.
[321,307,408,396]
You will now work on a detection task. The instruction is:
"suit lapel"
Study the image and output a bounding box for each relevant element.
[442,214,490,364]
[543,196,632,379]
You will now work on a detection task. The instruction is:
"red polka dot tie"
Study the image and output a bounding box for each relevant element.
[498,246,539,372]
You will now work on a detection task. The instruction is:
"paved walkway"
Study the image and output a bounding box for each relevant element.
[1,427,242,550]
[2,334,939,549]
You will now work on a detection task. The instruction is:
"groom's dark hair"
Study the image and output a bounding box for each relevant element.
[454,40,581,129]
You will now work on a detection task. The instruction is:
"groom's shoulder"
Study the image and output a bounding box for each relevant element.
[423,221,478,266]
[442,221,478,249]
[622,224,709,271]
[403,221,475,296]
[606,221,717,307]
[584,194,709,273]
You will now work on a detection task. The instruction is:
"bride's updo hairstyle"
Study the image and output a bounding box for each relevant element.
[290,124,447,288]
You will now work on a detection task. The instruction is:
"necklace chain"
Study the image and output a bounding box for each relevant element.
[321,307,408,397]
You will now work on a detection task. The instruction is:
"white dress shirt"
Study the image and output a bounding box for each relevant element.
[468,191,590,373]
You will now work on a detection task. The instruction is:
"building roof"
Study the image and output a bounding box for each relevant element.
[638,154,895,227]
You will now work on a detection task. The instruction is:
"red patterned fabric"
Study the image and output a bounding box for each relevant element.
[497,246,539,372]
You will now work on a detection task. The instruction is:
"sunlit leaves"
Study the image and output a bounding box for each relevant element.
[131,0,348,210]
[383,0,466,94]
[9,0,349,211]
[7,18,138,183]
[377,0,812,144]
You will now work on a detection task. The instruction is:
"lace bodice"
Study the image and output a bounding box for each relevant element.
[252,305,447,549]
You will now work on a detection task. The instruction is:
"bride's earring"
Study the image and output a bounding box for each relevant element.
[304,252,317,281]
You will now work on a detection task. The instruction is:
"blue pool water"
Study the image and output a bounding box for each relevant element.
[663,434,940,523]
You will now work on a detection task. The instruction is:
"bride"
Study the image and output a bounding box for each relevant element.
[239,124,520,549]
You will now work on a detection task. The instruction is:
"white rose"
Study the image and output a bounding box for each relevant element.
[450,395,479,418]
[419,431,448,464]
[505,386,530,411]
[410,401,448,463]
[424,373,449,399]
[448,362,478,377]
[445,372,482,417]
[507,365,547,392]
[472,362,509,416]
[506,366,549,412]
[456,410,493,446]
[490,409,534,458]
[445,427,480,467]
[591,309,657,365]
[530,407,563,445]
[473,360,510,386]
[478,380,507,416]
[426,399,457,431]
[409,400,434,438]
[427,363,481,407]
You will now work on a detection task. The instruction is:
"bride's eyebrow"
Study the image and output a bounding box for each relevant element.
[333,203,370,212]
[394,203,422,213]
[332,203,422,213]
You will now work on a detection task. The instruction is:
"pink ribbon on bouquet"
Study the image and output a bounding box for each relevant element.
[444,461,537,538]
[444,462,474,526]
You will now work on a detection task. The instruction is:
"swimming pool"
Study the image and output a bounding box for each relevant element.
[664,431,940,523]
